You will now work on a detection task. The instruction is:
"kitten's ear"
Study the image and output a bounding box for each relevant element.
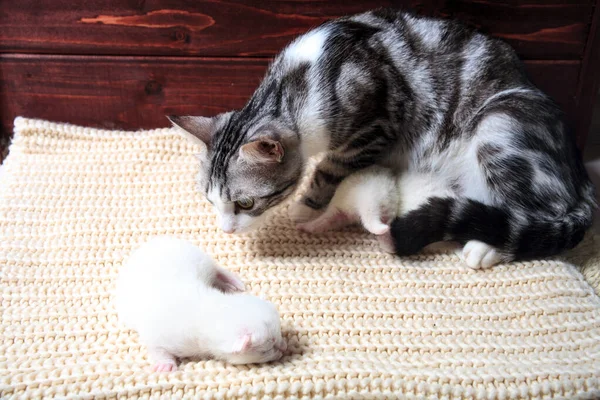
[167,115,214,147]
[232,333,252,354]
[239,138,284,164]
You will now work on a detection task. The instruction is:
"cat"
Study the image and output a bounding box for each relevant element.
[168,8,596,268]
[115,236,287,371]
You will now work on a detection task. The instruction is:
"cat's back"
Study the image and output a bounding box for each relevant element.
[345,9,514,58]
[275,8,526,102]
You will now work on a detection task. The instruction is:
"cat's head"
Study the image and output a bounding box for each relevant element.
[169,113,303,233]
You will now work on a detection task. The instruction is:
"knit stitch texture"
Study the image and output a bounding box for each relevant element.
[1,117,600,399]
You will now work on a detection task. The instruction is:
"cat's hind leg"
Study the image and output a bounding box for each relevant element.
[390,197,513,268]
[385,172,456,254]
[148,346,178,372]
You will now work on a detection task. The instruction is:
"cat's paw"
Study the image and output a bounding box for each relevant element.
[461,240,503,269]
[151,361,177,373]
[296,221,318,233]
[289,200,322,225]
[377,231,396,254]
[148,347,178,372]
[365,223,390,236]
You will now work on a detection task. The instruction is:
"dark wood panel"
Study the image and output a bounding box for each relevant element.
[522,60,580,123]
[0,55,582,145]
[0,55,267,134]
[0,0,593,60]
[437,0,593,60]
[574,2,600,149]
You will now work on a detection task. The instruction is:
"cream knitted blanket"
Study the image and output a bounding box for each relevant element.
[1,117,600,400]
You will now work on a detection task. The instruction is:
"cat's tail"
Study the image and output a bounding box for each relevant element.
[389,192,596,262]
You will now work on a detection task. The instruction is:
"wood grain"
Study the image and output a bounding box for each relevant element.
[0,55,266,134]
[437,0,592,60]
[0,54,583,143]
[0,0,593,60]
[574,2,600,149]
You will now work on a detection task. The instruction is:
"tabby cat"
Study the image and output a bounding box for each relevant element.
[169,8,596,268]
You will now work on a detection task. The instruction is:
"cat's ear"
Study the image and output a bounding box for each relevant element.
[239,138,284,164]
[167,115,214,147]
[232,333,252,354]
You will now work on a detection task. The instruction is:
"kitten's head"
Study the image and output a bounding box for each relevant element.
[169,113,303,233]
[220,295,287,365]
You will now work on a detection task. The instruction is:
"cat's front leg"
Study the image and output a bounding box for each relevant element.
[297,208,352,233]
[288,199,323,225]
[290,155,350,224]
[291,125,393,226]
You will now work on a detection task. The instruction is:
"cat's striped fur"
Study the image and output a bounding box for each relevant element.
[169,8,596,266]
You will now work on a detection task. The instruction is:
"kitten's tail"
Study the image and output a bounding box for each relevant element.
[389,192,596,260]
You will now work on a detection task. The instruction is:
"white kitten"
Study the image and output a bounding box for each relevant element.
[297,166,399,236]
[115,236,287,371]
[296,166,458,254]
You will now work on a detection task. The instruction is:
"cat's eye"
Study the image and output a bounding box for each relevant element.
[235,198,254,210]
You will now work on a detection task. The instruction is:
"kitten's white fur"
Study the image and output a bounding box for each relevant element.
[297,166,505,269]
[297,166,455,234]
[297,166,399,236]
[115,237,286,371]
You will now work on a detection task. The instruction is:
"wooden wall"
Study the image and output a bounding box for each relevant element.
[1,1,599,154]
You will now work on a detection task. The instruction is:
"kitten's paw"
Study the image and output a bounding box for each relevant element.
[377,231,396,254]
[148,347,178,372]
[151,361,177,373]
[365,223,390,236]
[461,240,503,269]
[296,221,317,233]
[289,201,322,225]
